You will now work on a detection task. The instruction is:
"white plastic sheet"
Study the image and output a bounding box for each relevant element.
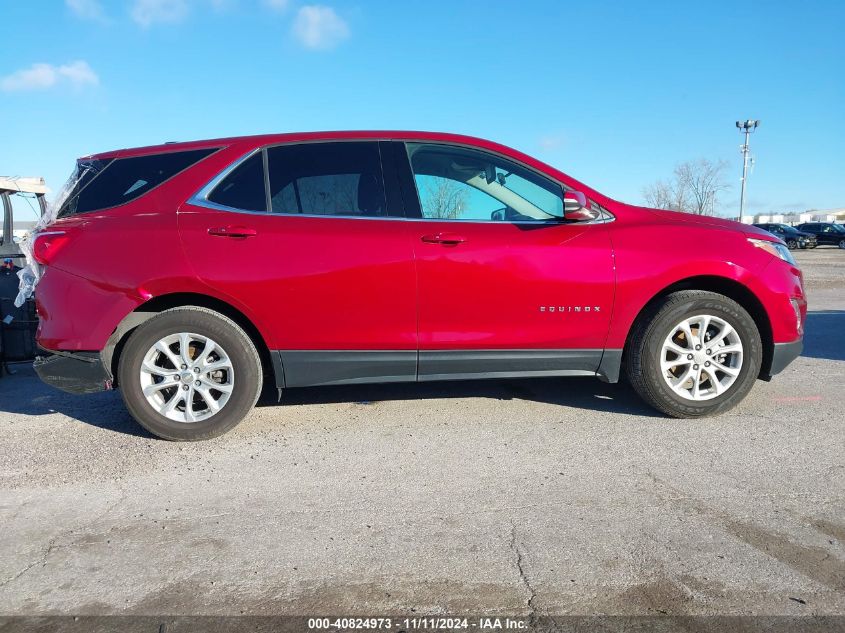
[14,166,87,307]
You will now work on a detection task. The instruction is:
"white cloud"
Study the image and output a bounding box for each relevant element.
[263,0,289,12]
[0,61,99,92]
[292,5,349,50]
[66,0,108,21]
[58,61,100,86]
[130,0,190,27]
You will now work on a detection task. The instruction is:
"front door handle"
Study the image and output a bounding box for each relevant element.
[208,226,258,238]
[421,233,466,245]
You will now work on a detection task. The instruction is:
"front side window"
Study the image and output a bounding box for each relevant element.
[406,143,564,222]
[268,142,386,217]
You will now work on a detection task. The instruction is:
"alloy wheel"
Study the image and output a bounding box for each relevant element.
[139,332,234,422]
[660,315,743,401]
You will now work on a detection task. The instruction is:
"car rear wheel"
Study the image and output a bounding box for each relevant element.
[626,291,762,418]
[117,307,262,440]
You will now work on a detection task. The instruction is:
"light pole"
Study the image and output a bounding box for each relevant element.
[736,119,759,223]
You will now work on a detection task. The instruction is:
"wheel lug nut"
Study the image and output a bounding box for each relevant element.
[181,364,187,370]
[687,354,693,360]
[693,364,699,370]
[195,380,201,386]
[705,361,711,367]
[182,384,189,391]
[695,345,702,350]
[193,367,200,373]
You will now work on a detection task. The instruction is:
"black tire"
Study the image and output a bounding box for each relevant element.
[626,291,762,418]
[786,239,798,250]
[839,239,845,250]
[117,307,262,440]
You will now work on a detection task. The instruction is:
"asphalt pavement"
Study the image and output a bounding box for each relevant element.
[1,248,843,619]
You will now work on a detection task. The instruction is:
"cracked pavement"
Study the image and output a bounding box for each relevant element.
[0,249,843,616]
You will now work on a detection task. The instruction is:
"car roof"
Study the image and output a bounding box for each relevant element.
[85,131,531,160]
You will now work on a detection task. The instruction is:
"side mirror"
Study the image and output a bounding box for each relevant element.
[563,191,600,221]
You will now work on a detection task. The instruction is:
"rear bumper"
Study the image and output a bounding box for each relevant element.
[768,339,803,377]
[33,350,112,395]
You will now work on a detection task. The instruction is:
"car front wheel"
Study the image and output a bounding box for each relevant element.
[839,239,845,250]
[786,239,798,250]
[117,307,262,440]
[626,290,762,418]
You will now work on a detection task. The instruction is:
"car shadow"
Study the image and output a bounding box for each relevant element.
[0,363,153,438]
[802,310,845,362]
[259,375,662,418]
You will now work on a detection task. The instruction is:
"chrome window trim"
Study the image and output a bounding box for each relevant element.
[186,141,616,225]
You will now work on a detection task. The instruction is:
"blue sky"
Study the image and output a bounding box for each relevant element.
[1,0,843,220]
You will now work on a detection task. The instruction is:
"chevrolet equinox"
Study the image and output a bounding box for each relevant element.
[29,132,806,440]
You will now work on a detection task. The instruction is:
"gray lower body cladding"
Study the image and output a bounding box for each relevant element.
[276,349,620,388]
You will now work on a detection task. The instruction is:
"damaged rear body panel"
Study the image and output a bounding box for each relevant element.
[33,350,112,394]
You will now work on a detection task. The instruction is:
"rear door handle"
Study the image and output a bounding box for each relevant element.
[208,226,258,238]
[421,233,466,245]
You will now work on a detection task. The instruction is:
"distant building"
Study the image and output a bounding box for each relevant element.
[749,208,845,225]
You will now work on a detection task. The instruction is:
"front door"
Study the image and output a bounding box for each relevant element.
[178,141,418,387]
[396,141,615,380]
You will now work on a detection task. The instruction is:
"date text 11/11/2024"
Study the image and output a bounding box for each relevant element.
[307,616,529,630]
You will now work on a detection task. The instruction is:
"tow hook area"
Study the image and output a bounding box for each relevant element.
[33,350,113,395]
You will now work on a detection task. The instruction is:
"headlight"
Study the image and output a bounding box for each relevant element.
[748,237,796,265]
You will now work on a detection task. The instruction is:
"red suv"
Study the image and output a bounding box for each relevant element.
[30,131,806,440]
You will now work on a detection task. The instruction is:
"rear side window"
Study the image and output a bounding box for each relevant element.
[267,142,386,217]
[58,148,217,217]
[207,152,267,212]
[203,142,391,217]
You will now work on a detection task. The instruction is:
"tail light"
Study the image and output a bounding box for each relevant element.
[32,231,70,265]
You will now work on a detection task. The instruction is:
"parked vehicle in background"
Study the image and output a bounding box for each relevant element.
[795,222,845,248]
[752,223,817,249]
[0,177,46,268]
[27,131,806,440]
[0,177,44,366]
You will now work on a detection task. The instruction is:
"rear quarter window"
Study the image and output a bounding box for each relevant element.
[58,148,218,217]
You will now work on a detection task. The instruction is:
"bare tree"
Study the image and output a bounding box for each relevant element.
[675,159,729,216]
[421,177,468,220]
[642,159,729,215]
[643,179,686,211]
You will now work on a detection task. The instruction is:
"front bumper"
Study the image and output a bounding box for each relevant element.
[768,339,803,377]
[33,350,112,395]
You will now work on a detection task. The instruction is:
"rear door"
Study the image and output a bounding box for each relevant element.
[178,141,418,387]
[392,141,615,380]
